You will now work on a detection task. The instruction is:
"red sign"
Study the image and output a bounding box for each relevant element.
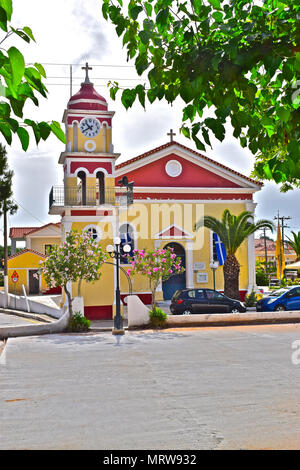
[11,271,19,283]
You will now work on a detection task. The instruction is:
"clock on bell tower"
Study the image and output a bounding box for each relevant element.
[63,62,115,154]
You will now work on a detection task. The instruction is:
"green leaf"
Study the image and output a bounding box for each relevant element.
[121,88,137,109]
[0,0,12,21]
[22,26,35,42]
[0,122,12,144]
[207,0,221,9]
[17,126,29,151]
[8,46,25,87]
[50,121,66,143]
[130,5,143,20]
[34,62,46,78]
[0,6,8,32]
[277,107,290,123]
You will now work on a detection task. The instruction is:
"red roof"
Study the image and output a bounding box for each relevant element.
[68,82,108,112]
[9,227,38,239]
[115,141,263,187]
[7,249,47,261]
[10,223,61,239]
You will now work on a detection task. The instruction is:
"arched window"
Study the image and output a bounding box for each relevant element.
[73,121,78,151]
[77,171,86,205]
[96,171,105,205]
[102,122,107,152]
[119,223,134,264]
[83,224,102,243]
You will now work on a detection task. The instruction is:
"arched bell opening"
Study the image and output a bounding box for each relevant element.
[96,171,105,205]
[77,170,87,205]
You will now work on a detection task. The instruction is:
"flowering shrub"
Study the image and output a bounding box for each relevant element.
[39,230,108,318]
[126,247,185,307]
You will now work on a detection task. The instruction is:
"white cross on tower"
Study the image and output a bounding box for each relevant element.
[82,62,92,84]
[167,129,176,142]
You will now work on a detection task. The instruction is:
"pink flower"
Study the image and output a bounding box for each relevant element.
[169,269,173,274]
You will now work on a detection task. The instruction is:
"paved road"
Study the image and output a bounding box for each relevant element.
[0,312,42,327]
[1,323,300,450]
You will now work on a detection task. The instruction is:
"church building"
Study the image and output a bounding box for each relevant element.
[9,64,263,319]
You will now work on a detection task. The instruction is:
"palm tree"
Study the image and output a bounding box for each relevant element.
[286,231,300,261]
[195,209,274,300]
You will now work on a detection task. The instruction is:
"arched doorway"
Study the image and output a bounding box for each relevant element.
[162,242,186,300]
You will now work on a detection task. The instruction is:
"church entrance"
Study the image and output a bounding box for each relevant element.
[162,242,186,300]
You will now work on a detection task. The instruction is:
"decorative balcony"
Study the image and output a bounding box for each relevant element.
[49,185,133,213]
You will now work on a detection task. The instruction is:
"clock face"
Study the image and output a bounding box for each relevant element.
[80,118,100,137]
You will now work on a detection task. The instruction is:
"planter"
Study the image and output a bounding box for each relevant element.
[72,296,84,316]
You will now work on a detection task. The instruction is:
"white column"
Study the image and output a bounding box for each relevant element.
[246,201,258,294]
[186,240,194,288]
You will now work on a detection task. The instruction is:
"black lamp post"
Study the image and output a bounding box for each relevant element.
[106,237,131,335]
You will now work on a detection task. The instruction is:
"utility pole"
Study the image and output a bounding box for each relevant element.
[261,227,271,271]
[3,200,8,308]
[274,211,291,253]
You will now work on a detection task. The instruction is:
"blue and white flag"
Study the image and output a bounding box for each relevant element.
[213,233,227,266]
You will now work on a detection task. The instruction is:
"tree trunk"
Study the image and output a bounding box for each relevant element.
[64,285,73,320]
[223,254,241,300]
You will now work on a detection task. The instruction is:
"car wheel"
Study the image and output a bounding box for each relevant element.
[183,309,192,315]
[275,305,286,311]
[231,307,240,313]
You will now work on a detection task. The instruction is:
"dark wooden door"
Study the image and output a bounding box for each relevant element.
[29,270,39,294]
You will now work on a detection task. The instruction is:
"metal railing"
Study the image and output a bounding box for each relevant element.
[49,186,133,209]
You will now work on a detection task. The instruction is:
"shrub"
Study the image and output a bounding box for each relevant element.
[244,291,258,307]
[149,306,167,328]
[67,311,91,332]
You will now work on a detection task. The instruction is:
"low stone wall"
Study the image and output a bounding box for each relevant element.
[127,295,300,329]
[165,310,300,328]
[0,291,61,319]
[0,309,69,340]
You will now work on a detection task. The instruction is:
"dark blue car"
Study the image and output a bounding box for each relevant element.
[256,286,300,312]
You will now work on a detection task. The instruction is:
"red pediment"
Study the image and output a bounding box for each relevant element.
[115,142,261,189]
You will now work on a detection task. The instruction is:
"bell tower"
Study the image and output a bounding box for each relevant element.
[49,63,121,215]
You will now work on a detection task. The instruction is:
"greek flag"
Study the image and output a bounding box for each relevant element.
[213,233,227,265]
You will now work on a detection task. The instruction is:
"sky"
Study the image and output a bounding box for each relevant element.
[2,0,300,244]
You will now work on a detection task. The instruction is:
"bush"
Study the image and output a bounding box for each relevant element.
[244,291,258,307]
[149,306,167,328]
[67,311,91,332]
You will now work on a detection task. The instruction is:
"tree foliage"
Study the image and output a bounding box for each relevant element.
[286,231,300,261]
[126,246,184,307]
[39,230,108,318]
[195,209,274,298]
[102,0,300,189]
[0,143,17,216]
[0,0,65,150]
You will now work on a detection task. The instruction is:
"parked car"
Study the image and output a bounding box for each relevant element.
[170,288,246,315]
[256,285,300,312]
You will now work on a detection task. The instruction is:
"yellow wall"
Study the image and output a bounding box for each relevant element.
[8,252,48,295]
[68,122,112,153]
[30,237,61,255]
[117,201,249,298]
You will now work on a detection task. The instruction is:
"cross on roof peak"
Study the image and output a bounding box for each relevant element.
[167,128,176,142]
[82,62,93,84]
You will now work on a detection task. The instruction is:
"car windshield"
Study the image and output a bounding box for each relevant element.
[269,288,288,297]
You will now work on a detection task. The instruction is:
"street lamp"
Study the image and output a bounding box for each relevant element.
[107,237,131,335]
[209,261,219,291]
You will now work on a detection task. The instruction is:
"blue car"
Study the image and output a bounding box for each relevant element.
[256,286,300,312]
